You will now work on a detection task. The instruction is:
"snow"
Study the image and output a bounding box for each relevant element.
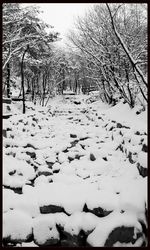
[113,237,144,247]
[86,189,119,211]
[19,241,39,247]
[119,178,147,219]
[87,211,142,247]
[3,189,18,213]
[3,95,147,246]
[3,188,40,218]
[3,155,35,188]
[3,209,33,241]
[137,151,147,168]
[102,101,147,132]
[33,215,60,245]
[34,175,50,186]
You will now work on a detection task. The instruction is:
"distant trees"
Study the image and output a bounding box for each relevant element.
[67,3,147,107]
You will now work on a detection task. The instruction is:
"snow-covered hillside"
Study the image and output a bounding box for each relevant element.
[3,95,147,247]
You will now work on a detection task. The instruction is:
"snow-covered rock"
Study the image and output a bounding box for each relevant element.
[3,210,33,242]
[33,214,59,246]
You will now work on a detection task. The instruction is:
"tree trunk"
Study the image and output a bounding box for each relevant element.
[106,3,147,88]
[42,73,46,106]
[21,46,29,114]
[31,78,35,102]
[74,78,78,94]
[6,63,10,98]
[62,68,65,95]
[26,78,30,92]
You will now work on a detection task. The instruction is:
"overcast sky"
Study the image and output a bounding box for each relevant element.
[21,3,94,45]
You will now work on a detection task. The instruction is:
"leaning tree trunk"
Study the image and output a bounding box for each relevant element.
[21,46,29,114]
[6,63,10,98]
[106,3,147,89]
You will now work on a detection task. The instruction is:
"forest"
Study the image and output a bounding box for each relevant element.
[2,3,147,248]
[3,3,147,111]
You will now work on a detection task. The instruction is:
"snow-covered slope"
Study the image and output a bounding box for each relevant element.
[3,95,147,247]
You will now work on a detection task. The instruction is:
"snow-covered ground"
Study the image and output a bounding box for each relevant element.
[3,94,147,247]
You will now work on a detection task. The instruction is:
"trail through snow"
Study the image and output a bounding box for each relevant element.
[3,94,147,247]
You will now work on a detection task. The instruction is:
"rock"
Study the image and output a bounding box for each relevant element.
[142,144,147,153]
[88,207,112,218]
[9,170,16,176]
[128,151,135,164]
[6,127,12,131]
[109,126,115,131]
[80,136,90,141]
[68,156,74,162]
[18,119,23,123]
[26,151,36,159]
[53,169,60,174]
[83,204,112,217]
[24,144,37,150]
[123,125,130,129]
[37,171,52,177]
[61,230,87,247]
[75,154,82,160]
[70,133,77,138]
[80,144,85,150]
[33,215,60,246]
[34,233,59,247]
[74,101,81,105]
[46,161,55,169]
[70,140,79,148]
[119,130,123,136]
[137,163,147,177]
[90,153,96,161]
[40,204,64,214]
[4,186,22,194]
[32,117,38,122]
[3,210,33,244]
[135,131,140,135]
[116,144,124,152]
[116,123,122,128]
[98,116,103,120]
[104,226,145,247]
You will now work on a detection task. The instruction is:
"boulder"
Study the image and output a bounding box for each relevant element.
[142,144,147,153]
[40,204,64,214]
[74,101,81,105]
[70,133,77,138]
[37,171,52,177]
[90,153,96,161]
[104,226,145,247]
[33,215,60,246]
[24,143,37,150]
[87,207,112,218]
[83,204,112,218]
[60,230,87,247]
[4,186,22,194]
[26,151,36,159]
[3,210,33,244]
[137,163,147,177]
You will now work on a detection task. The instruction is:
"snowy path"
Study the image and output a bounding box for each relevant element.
[3,95,147,247]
